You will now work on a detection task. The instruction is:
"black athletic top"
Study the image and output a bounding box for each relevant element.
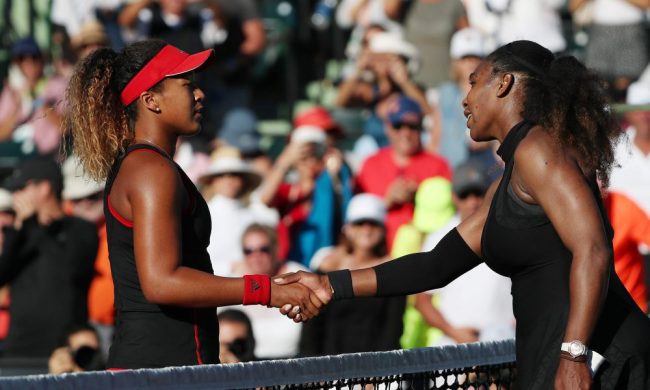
[104,144,219,369]
[482,121,650,389]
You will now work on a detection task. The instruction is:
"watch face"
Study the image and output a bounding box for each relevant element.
[569,341,586,357]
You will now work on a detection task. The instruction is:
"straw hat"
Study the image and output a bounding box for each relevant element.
[200,148,262,196]
[71,21,108,50]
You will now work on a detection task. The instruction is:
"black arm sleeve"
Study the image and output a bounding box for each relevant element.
[374,228,482,297]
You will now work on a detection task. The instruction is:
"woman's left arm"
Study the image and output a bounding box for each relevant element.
[514,132,610,389]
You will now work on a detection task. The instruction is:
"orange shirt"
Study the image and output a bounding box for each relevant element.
[604,191,650,313]
[88,225,114,325]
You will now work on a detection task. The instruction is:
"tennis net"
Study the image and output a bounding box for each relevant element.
[0,339,516,389]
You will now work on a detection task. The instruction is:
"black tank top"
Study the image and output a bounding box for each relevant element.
[481,121,650,389]
[104,144,219,368]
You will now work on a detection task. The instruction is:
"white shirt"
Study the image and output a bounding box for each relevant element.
[206,196,276,276]
[219,261,307,359]
[422,216,515,346]
[593,0,645,25]
[495,0,566,53]
[610,128,650,216]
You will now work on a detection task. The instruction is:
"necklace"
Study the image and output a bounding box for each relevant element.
[132,138,173,159]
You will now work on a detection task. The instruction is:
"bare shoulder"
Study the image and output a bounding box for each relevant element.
[119,151,180,193]
[512,125,587,203]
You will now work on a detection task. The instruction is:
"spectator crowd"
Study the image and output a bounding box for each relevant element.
[0,0,648,372]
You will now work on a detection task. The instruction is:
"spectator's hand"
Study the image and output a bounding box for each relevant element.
[48,347,79,374]
[270,276,325,322]
[275,271,333,319]
[12,190,37,229]
[277,142,312,170]
[324,149,344,176]
[448,327,480,344]
[385,177,418,208]
[387,55,410,86]
[554,358,591,390]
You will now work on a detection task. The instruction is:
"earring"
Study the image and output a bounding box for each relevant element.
[155,107,161,113]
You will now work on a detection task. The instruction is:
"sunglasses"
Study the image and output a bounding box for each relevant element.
[243,245,272,256]
[351,219,382,227]
[391,122,422,131]
[457,189,485,200]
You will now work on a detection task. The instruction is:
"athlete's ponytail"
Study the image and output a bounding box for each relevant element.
[487,41,620,186]
[64,39,168,181]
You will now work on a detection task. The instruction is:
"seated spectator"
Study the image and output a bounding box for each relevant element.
[432,27,499,172]
[222,223,307,359]
[200,147,275,276]
[260,126,353,265]
[0,158,98,358]
[299,194,405,356]
[71,20,110,60]
[0,37,48,142]
[337,31,434,154]
[218,108,274,178]
[218,309,256,363]
[355,94,451,249]
[417,161,514,346]
[389,177,455,349]
[61,156,113,359]
[48,323,105,373]
[603,190,650,314]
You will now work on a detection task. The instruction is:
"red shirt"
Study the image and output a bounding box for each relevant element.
[604,191,650,313]
[356,148,452,247]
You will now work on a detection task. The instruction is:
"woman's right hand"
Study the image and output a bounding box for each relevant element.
[274,271,333,321]
[269,278,325,322]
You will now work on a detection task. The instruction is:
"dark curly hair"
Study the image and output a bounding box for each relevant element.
[486,40,620,186]
[64,39,167,180]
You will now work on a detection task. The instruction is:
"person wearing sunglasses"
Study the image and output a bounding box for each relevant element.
[64,39,322,369]
[299,193,405,356]
[355,93,451,251]
[226,223,308,359]
[415,160,514,347]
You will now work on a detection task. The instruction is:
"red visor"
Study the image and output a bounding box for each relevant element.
[120,45,214,106]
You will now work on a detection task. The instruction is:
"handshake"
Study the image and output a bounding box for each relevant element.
[269,271,334,323]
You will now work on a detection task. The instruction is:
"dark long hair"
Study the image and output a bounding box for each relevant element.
[486,40,620,186]
[64,39,167,180]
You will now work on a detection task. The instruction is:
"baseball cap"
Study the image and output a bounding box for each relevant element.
[219,109,262,157]
[293,106,343,137]
[11,36,42,59]
[120,44,215,106]
[412,177,455,233]
[386,94,423,127]
[290,125,327,145]
[3,157,63,195]
[346,193,386,225]
[450,28,486,60]
[452,160,490,197]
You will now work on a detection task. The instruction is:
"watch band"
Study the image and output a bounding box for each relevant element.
[561,340,588,358]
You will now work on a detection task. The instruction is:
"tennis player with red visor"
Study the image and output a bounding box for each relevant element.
[64,40,324,369]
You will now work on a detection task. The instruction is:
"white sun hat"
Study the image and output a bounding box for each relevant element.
[346,193,386,225]
[62,156,105,201]
[368,31,420,74]
[199,149,262,195]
